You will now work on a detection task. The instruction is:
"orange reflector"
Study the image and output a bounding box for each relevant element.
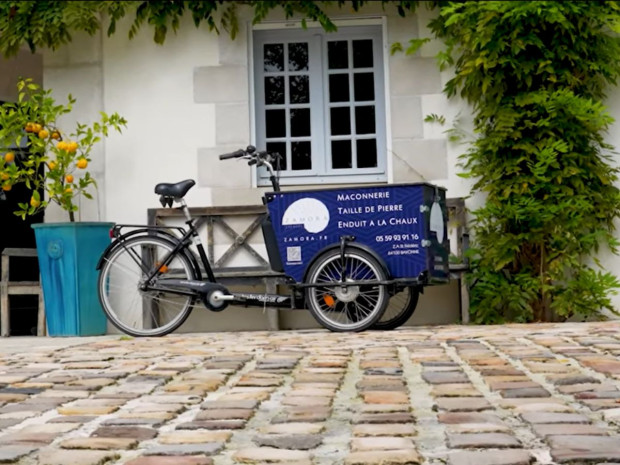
[156,262,169,273]
[323,295,335,307]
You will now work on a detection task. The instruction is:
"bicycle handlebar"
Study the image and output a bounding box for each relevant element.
[218,146,281,192]
[219,149,245,160]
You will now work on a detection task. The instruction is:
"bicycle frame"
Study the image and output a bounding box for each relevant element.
[99,153,303,311]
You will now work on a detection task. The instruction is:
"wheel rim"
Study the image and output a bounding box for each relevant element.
[307,251,387,330]
[99,237,194,336]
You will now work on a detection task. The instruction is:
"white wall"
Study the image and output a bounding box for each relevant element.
[42,31,106,222]
[101,15,219,224]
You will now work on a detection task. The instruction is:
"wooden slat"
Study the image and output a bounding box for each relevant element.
[213,216,268,268]
[1,248,38,258]
[0,249,46,337]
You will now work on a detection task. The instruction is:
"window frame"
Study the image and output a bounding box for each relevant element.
[252,23,388,187]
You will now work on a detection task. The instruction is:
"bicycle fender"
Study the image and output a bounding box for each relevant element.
[96,228,178,270]
[302,241,391,284]
[95,229,202,280]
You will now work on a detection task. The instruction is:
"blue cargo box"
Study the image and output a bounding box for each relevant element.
[265,183,450,284]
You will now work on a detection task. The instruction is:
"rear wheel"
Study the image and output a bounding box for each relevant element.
[98,235,197,337]
[372,286,420,330]
[305,248,388,332]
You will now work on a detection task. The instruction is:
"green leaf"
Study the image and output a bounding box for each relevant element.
[405,38,430,56]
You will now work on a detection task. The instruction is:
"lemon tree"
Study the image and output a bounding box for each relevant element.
[0,79,126,222]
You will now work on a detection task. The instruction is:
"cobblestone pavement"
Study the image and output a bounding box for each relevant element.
[2,322,620,465]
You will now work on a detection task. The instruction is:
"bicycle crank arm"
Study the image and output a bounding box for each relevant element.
[155,279,232,311]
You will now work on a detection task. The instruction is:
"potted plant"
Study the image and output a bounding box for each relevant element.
[0,79,126,336]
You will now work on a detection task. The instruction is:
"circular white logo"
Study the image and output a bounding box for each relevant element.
[429,201,444,243]
[282,198,330,233]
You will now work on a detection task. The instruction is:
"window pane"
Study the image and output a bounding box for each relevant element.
[329,74,349,102]
[266,110,286,138]
[292,141,311,170]
[355,106,375,134]
[330,107,351,136]
[266,142,287,170]
[288,43,308,71]
[265,77,284,105]
[354,73,375,101]
[357,139,377,168]
[264,44,284,72]
[353,40,373,68]
[332,140,352,169]
[328,41,348,69]
[289,75,309,104]
[291,109,310,137]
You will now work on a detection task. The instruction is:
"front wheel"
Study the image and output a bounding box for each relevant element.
[305,248,389,332]
[98,235,197,337]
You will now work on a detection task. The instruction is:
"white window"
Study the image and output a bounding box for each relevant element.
[253,25,386,186]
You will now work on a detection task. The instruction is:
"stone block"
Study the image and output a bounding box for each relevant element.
[125,456,213,465]
[194,66,248,103]
[549,435,620,462]
[389,56,442,96]
[36,449,119,465]
[391,139,448,182]
[520,412,590,424]
[447,432,521,448]
[253,434,323,450]
[449,449,532,465]
[0,445,36,463]
[197,147,251,188]
[390,96,423,139]
[344,449,421,465]
[215,103,250,145]
[232,447,311,462]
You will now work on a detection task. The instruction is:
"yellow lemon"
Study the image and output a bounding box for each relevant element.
[48,161,57,170]
[65,174,74,183]
[4,152,15,163]
[51,131,61,140]
[76,158,88,169]
[57,141,67,151]
[2,184,11,191]
[1,173,9,181]
[30,197,40,208]
[67,141,78,153]
[38,129,49,139]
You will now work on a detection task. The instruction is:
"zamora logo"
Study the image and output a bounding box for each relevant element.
[282,198,330,233]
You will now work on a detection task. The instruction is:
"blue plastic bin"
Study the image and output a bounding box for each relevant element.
[32,222,113,336]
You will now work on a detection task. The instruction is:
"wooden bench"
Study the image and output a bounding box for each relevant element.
[0,248,46,337]
[149,198,470,327]
[148,205,285,330]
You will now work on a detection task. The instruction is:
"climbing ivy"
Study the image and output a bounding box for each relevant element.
[0,1,420,56]
[429,1,620,322]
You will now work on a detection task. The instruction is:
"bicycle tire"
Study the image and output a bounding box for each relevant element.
[98,235,197,337]
[372,286,420,330]
[305,247,389,332]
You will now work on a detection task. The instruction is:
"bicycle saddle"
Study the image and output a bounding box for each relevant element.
[154,179,196,198]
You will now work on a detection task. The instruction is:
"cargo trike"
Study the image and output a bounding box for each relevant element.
[96,146,450,336]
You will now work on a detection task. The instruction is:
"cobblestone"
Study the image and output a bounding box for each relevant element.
[1,322,620,464]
